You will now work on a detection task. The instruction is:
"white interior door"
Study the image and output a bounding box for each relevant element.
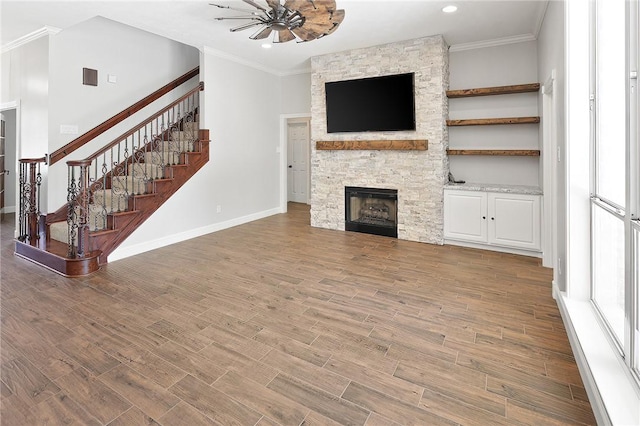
[287,118,309,203]
[0,112,5,222]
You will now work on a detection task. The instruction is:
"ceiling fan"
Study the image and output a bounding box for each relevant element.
[210,0,345,43]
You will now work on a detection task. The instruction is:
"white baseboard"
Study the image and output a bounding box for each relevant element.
[107,207,282,263]
[2,206,16,214]
[554,283,640,426]
[444,238,542,258]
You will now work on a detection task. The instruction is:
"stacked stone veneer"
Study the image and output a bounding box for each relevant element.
[310,36,449,244]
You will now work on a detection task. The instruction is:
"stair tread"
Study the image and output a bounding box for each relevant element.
[90,228,119,237]
[110,210,140,217]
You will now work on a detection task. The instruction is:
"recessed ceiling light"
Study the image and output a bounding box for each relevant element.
[261,43,272,49]
[442,5,458,13]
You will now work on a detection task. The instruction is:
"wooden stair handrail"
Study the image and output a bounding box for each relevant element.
[49,66,200,166]
[78,82,203,164]
[19,157,47,164]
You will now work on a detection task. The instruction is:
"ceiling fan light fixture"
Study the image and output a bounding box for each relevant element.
[211,0,345,43]
[442,5,458,13]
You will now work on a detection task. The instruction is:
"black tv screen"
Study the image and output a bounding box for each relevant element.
[325,73,415,133]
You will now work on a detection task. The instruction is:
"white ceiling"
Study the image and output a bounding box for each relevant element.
[1,0,550,75]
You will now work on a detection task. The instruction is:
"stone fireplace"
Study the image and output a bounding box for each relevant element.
[310,36,449,244]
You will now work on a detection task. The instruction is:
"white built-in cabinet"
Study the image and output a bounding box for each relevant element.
[444,189,541,254]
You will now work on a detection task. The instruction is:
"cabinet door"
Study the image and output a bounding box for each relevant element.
[444,190,488,243]
[488,193,540,250]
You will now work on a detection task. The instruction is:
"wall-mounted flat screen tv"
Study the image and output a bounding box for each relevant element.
[325,73,415,133]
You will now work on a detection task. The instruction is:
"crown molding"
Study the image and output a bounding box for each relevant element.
[534,1,550,39]
[449,33,537,53]
[201,45,311,77]
[202,45,282,76]
[279,67,312,77]
[1,26,61,54]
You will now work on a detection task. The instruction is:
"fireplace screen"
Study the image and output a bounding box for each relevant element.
[345,187,398,238]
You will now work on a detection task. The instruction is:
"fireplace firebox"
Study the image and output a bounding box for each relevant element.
[345,187,398,238]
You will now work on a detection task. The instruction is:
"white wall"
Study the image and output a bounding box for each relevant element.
[448,41,540,187]
[1,36,50,211]
[280,72,311,114]
[47,16,199,210]
[537,1,566,289]
[2,36,49,160]
[109,48,283,260]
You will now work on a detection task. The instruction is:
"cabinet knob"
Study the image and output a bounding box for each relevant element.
[491,217,495,220]
[482,216,486,219]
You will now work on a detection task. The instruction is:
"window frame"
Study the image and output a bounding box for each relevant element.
[590,0,640,387]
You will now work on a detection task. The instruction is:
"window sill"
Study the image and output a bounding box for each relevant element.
[554,285,640,426]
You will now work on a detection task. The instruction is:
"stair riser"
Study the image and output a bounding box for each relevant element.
[110,177,148,195]
[49,208,107,245]
[93,190,129,212]
[183,121,199,132]
[128,163,165,179]
[143,151,181,166]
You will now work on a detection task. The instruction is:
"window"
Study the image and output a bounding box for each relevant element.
[591,0,639,384]
[634,224,640,377]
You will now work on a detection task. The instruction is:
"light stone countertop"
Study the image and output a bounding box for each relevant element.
[444,182,543,195]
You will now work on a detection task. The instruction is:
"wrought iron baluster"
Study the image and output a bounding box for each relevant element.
[17,157,46,244]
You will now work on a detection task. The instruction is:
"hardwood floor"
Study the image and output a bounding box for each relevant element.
[0,204,595,425]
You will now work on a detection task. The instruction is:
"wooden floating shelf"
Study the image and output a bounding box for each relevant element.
[315,140,428,151]
[446,117,540,126]
[447,83,540,98]
[447,149,541,157]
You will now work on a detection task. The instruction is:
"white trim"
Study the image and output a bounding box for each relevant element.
[1,26,60,54]
[449,33,537,52]
[0,101,19,112]
[534,1,551,40]
[200,46,309,77]
[1,206,16,214]
[1,100,21,239]
[542,70,557,269]
[443,239,542,258]
[107,207,282,263]
[279,68,312,77]
[555,285,640,426]
[279,113,311,213]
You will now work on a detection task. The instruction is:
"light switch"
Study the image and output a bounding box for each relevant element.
[60,124,79,135]
[107,74,117,83]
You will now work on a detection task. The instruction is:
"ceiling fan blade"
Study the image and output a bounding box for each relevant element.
[266,0,281,10]
[284,0,311,10]
[215,16,264,20]
[322,22,341,37]
[331,8,345,23]
[250,26,273,39]
[230,21,264,32]
[242,0,268,12]
[274,28,296,43]
[209,3,258,14]
[292,26,320,41]
[302,0,336,13]
[301,15,333,35]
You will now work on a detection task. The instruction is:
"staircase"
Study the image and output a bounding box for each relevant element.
[15,71,209,276]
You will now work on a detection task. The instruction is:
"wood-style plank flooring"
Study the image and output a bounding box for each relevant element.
[0,204,595,425]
